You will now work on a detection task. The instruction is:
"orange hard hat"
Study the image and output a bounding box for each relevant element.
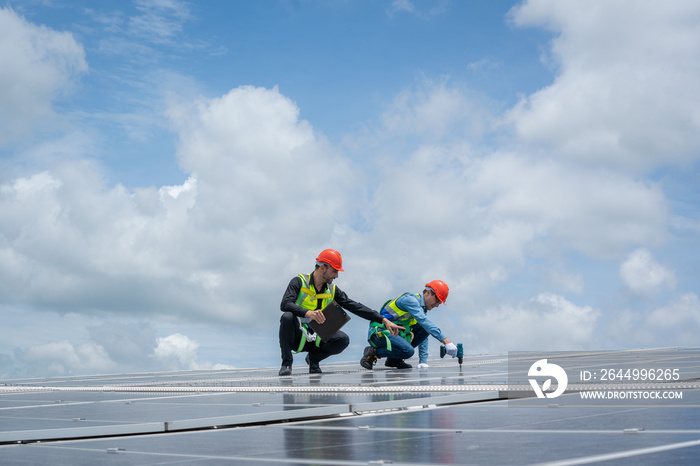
[316,249,344,271]
[425,280,449,304]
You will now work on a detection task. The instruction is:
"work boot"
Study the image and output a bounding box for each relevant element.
[360,346,378,370]
[306,354,322,374]
[278,365,292,376]
[385,358,412,369]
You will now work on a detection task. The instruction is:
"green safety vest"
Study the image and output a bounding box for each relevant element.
[295,273,336,311]
[294,273,336,352]
[369,292,421,351]
[382,292,420,327]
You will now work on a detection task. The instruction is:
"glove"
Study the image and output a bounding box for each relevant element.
[445,342,458,358]
[417,363,430,369]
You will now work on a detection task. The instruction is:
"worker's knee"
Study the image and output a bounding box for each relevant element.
[325,331,349,354]
[337,332,349,350]
[280,312,296,327]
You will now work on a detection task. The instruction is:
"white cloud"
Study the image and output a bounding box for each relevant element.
[88,322,158,365]
[153,333,199,370]
[166,84,365,303]
[386,0,449,18]
[129,0,191,44]
[507,0,700,171]
[0,84,360,328]
[0,309,239,377]
[0,79,678,375]
[611,293,700,348]
[467,293,601,352]
[16,341,115,376]
[620,248,676,294]
[549,265,584,294]
[380,80,491,142]
[2,2,699,377]
[0,8,87,146]
[648,293,700,335]
[604,308,656,349]
[473,154,668,258]
[387,0,415,16]
[350,112,668,310]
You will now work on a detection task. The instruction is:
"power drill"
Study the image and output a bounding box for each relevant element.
[440,343,463,366]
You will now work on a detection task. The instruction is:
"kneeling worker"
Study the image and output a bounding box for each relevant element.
[360,280,458,369]
[279,249,402,376]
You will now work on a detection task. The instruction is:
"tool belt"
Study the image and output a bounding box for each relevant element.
[369,321,413,352]
[294,320,321,353]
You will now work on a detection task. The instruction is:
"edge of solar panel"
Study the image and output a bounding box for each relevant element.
[1,348,699,465]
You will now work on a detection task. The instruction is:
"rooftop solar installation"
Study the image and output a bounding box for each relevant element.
[2,348,699,465]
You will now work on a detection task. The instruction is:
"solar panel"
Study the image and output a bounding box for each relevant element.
[1,348,699,465]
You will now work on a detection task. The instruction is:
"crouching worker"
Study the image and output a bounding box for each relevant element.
[279,249,403,376]
[360,280,458,370]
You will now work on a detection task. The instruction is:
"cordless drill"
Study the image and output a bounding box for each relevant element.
[440,343,463,366]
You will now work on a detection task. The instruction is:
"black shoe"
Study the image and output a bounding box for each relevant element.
[360,346,378,370]
[306,354,322,374]
[279,365,292,376]
[385,358,412,369]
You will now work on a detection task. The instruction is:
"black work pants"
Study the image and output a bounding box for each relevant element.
[279,312,349,367]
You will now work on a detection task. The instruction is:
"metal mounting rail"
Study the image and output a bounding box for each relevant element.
[1,380,698,394]
[0,391,502,445]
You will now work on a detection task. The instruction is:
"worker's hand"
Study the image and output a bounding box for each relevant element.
[383,318,404,336]
[445,342,458,358]
[306,310,325,324]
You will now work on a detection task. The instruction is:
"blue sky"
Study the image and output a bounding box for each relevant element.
[1,0,700,378]
[12,0,552,187]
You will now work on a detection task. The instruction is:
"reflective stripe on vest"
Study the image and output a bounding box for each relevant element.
[382,292,420,328]
[295,273,335,311]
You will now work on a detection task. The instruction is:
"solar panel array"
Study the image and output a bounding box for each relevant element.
[1,348,699,465]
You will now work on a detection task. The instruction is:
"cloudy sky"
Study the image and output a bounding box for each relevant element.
[1,0,699,378]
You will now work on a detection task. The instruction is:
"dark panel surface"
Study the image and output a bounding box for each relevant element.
[1,348,699,465]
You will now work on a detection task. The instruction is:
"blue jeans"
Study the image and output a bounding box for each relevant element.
[370,324,429,360]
